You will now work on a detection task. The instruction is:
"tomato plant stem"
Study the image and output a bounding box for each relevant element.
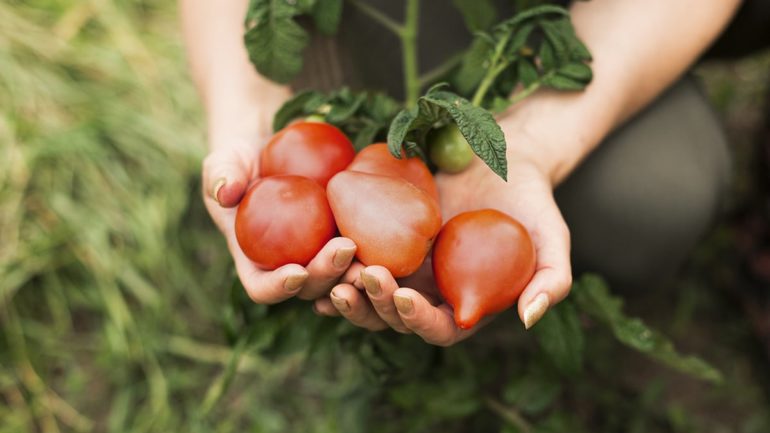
[401,0,420,107]
[470,35,512,106]
[418,52,464,87]
[485,397,533,433]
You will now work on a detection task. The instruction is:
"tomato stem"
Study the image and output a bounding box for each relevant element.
[346,0,403,35]
[471,35,513,107]
[401,0,420,107]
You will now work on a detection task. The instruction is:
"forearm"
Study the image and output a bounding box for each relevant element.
[501,0,741,184]
[180,0,291,148]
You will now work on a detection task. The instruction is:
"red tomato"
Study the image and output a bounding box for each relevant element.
[326,171,442,277]
[347,143,439,203]
[235,175,336,269]
[432,209,536,329]
[260,122,355,187]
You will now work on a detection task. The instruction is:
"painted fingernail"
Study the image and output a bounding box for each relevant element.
[212,177,226,205]
[330,291,350,313]
[523,293,550,330]
[394,295,414,315]
[361,271,381,296]
[332,246,357,269]
[283,272,308,293]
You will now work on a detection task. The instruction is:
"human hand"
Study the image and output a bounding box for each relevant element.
[313,136,572,344]
[203,115,357,304]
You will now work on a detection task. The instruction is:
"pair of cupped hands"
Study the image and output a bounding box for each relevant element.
[203,116,573,346]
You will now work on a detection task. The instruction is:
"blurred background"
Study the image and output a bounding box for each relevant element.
[2,1,770,432]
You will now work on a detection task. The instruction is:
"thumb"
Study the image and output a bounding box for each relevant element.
[202,144,259,208]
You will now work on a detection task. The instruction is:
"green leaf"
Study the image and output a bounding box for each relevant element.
[572,274,724,384]
[452,0,497,31]
[387,107,418,158]
[539,40,556,71]
[423,91,507,180]
[507,22,535,57]
[558,62,592,82]
[539,19,569,64]
[541,73,585,91]
[496,4,569,32]
[517,60,538,87]
[502,366,562,415]
[352,123,382,152]
[312,0,342,35]
[453,38,495,96]
[326,93,366,123]
[272,90,322,131]
[244,0,309,83]
[533,300,584,374]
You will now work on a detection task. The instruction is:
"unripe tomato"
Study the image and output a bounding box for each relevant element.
[327,171,442,278]
[432,209,536,329]
[347,143,439,202]
[428,124,475,174]
[235,175,336,269]
[260,121,355,187]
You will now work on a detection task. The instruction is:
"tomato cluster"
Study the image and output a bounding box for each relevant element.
[234,121,535,328]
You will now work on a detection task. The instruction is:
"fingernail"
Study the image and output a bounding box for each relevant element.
[283,272,308,293]
[212,177,226,205]
[330,291,350,313]
[394,295,414,315]
[523,293,550,330]
[332,246,356,269]
[361,271,381,296]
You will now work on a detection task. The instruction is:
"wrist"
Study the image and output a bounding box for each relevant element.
[498,88,616,186]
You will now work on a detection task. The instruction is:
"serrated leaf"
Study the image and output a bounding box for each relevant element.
[244,0,309,83]
[572,274,724,384]
[517,60,538,87]
[558,62,592,82]
[423,91,507,180]
[541,73,586,91]
[387,107,418,158]
[272,89,322,131]
[312,0,342,34]
[533,301,584,374]
[452,0,497,31]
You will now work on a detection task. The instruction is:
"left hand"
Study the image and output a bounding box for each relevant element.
[313,147,574,346]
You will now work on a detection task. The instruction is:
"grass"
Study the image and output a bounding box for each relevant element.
[1,1,770,432]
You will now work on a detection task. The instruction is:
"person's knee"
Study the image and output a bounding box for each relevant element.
[555,77,732,291]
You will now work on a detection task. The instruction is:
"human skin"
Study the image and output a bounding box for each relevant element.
[181,0,741,343]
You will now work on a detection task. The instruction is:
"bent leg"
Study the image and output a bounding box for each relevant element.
[555,77,732,291]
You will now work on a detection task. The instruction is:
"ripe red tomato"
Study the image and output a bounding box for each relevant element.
[347,143,439,203]
[260,121,355,187]
[235,175,336,269]
[432,209,536,329]
[326,170,442,277]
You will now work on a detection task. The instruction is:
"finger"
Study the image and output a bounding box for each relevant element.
[518,216,573,330]
[329,284,388,331]
[361,266,410,333]
[298,238,357,300]
[202,145,256,208]
[340,261,366,288]
[227,230,309,304]
[393,288,476,347]
[313,297,340,317]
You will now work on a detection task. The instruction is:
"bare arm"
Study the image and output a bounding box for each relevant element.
[504,0,742,185]
[180,0,356,305]
[180,0,290,150]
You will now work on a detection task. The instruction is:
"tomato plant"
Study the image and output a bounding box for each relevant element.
[260,121,355,187]
[428,124,475,174]
[326,170,442,277]
[347,143,439,202]
[235,175,336,269]
[432,209,536,329]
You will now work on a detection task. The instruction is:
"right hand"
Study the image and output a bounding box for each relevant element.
[203,129,357,305]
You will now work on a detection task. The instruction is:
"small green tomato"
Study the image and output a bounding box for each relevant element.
[428,124,475,174]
